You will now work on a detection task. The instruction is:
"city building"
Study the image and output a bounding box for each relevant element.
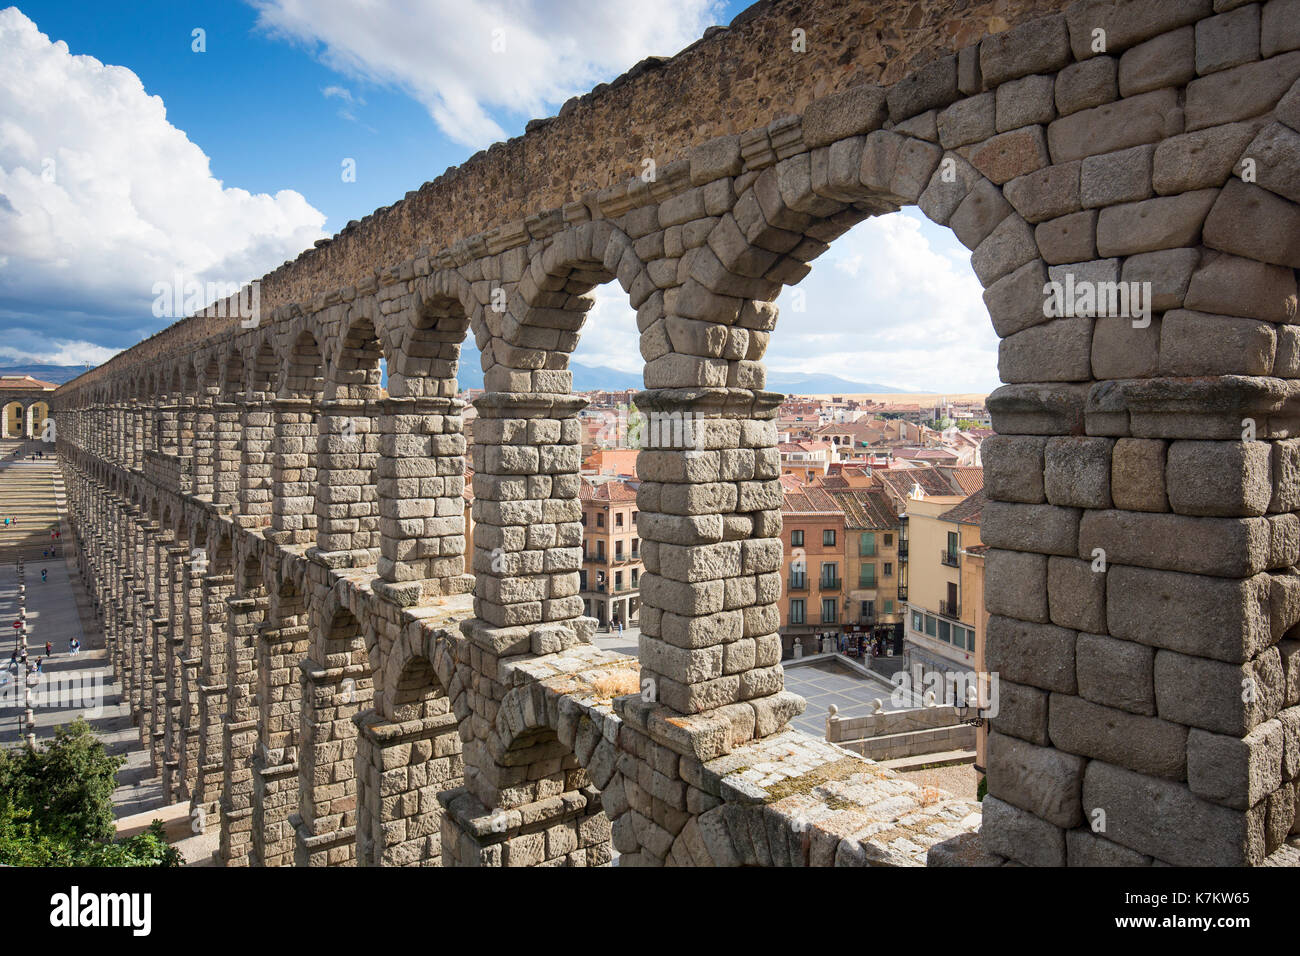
[778,487,844,658]
[578,477,642,630]
[827,487,905,652]
[901,489,987,712]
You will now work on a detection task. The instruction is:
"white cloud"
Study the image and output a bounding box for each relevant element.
[567,210,999,393]
[767,210,999,392]
[0,339,119,366]
[0,7,327,354]
[249,0,724,148]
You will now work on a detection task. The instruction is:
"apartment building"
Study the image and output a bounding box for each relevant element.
[827,488,904,644]
[578,477,641,629]
[901,488,987,697]
[778,487,845,658]
[778,441,831,482]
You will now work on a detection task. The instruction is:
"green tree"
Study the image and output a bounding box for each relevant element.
[0,718,121,842]
[0,719,180,867]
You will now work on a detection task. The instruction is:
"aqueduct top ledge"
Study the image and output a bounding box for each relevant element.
[56,0,1071,402]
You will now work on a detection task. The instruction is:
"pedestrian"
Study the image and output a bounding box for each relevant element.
[35,657,42,674]
[44,641,51,656]
[41,568,46,583]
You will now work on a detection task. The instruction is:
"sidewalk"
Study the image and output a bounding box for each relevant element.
[0,454,163,817]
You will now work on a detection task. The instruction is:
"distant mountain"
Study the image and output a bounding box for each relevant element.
[764,371,911,395]
[0,365,91,385]
[458,362,909,395]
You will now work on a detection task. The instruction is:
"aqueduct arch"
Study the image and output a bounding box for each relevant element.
[58,0,1300,866]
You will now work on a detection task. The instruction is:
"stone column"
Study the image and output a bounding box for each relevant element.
[213,397,241,509]
[238,393,275,529]
[191,390,217,500]
[251,621,310,866]
[268,397,317,546]
[177,550,206,800]
[177,396,196,495]
[375,395,473,604]
[293,610,371,867]
[313,397,381,564]
[193,570,234,824]
[612,386,802,865]
[219,593,265,866]
[440,387,598,865]
[162,544,190,799]
[355,707,461,866]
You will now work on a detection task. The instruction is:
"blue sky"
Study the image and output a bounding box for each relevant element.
[0,1,999,391]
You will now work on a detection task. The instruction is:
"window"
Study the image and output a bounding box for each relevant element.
[884,600,893,614]
[911,610,923,632]
[597,541,606,560]
[884,562,893,577]
[791,530,804,548]
[579,570,588,591]
[790,599,805,624]
[631,569,639,587]
[938,619,951,643]
[820,562,838,588]
[861,600,874,621]
[859,532,875,556]
[632,511,638,526]
[597,513,605,528]
[947,581,959,614]
[925,615,937,637]
[859,563,875,587]
[821,598,837,624]
[823,529,836,547]
[884,533,893,546]
[615,542,624,560]
[615,571,623,591]
[615,512,624,528]
[789,567,807,589]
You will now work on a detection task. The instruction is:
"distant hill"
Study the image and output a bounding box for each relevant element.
[0,365,90,385]
[765,371,910,395]
[458,362,909,395]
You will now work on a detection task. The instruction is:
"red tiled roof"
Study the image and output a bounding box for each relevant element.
[939,489,987,525]
[580,478,639,502]
[942,466,985,495]
[781,488,844,515]
[0,375,57,390]
[828,488,900,530]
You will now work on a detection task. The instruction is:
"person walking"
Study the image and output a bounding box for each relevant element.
[35,657,42,674]
[44,641,51,657]
[41,568,47,583]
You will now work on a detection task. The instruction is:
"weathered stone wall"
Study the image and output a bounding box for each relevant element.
[56,0,1300,867]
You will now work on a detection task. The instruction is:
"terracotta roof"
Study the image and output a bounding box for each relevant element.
[0,375,57,390]
[941,466,985,495]
[939,489,987,525]
[781,488,843,515]
[874,464,956,500]
[580,478,639,502]
[828,488,899,530]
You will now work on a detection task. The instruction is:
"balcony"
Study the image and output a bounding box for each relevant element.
[788,576,808,591]
[940,549,960,567]
[897,542,909,560]
[940,599,960,618]
[897,585,908,601]
[820,576,841,591]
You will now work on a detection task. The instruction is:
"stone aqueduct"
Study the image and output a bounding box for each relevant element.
[51,0,1300,865]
